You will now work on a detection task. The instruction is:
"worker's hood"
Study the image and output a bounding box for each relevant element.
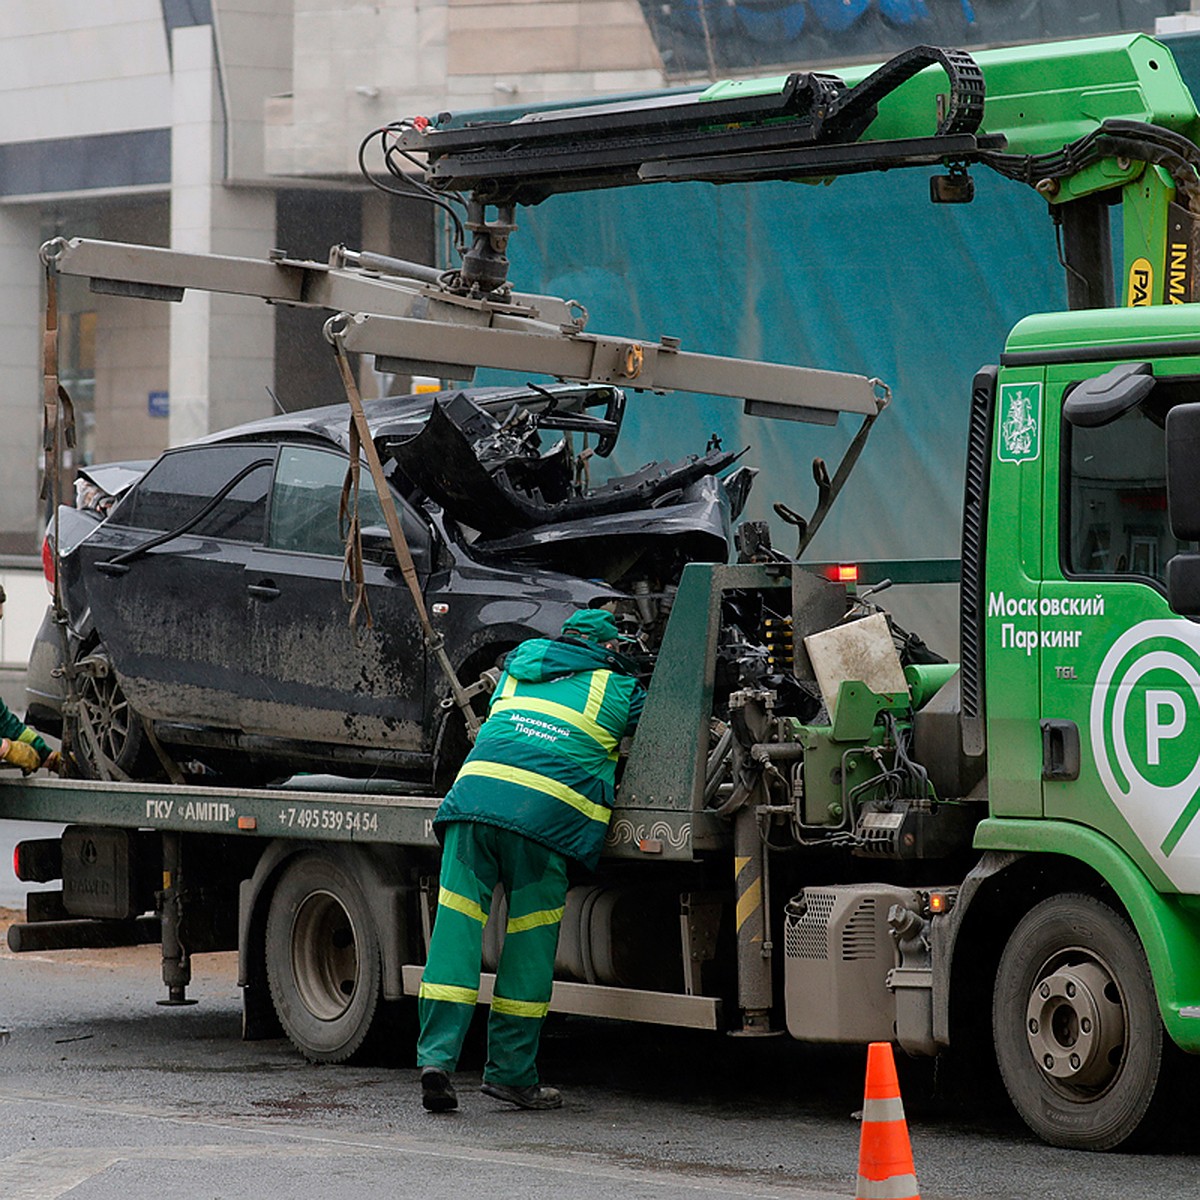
[502,635,638,684]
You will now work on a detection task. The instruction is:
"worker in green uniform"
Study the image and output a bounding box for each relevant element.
[417,608,645,1112]
[0,586,59,774]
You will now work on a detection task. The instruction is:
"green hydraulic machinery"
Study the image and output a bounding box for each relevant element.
[388,34,1200,311]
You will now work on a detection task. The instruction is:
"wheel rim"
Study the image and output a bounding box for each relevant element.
[289,889,359,1021]
[77,669,135,768]
[1024,949,1126,1096]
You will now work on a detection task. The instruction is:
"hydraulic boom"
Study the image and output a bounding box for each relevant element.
[390,34,1200,310]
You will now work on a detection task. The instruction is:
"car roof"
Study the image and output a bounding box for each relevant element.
[193,382,613,455]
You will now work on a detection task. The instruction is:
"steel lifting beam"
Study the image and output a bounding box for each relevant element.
[43,236,881,423]
[335,312,880,421]
[43,236,577,327]
[400,964,723,1030]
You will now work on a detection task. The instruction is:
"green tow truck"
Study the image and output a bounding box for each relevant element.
[7,32,1200,1151]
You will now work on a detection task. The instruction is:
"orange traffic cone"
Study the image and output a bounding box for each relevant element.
[855,1041,919,1200]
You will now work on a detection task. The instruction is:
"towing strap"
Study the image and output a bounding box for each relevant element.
[38,241,80,765]
[328,323,481,741]
[38,242,77,611]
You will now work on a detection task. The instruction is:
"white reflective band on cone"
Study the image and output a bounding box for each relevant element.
[861,1096,907,1122]
[855,1172,919,1200]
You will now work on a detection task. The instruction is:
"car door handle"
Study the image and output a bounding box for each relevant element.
[247,582,281,600]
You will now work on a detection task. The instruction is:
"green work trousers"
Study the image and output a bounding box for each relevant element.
[416,820,569,1088]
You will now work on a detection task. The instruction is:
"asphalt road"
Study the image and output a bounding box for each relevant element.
[3,922,1200,1200]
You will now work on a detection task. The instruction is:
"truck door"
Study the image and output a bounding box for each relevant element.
[1039,360,1200,892]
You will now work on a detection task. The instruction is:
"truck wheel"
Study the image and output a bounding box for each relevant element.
[992,893,1169,1150]
[69,644,153,781]
[265,853,383,1063]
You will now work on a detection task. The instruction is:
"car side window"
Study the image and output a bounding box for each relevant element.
[120,446,273,542]
[268,446,393,557]
[1065,405,1192,584]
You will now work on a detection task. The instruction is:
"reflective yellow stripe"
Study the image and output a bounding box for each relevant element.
[419,981,479,1005]
[490,696,618,752]
[584,670,611,721]
[499,673,518,699]
[16,729,38,746]
[506,905,565,934]
[438,886,487,924]
[459,761,610,825]
[736,878,762,932]
[491,994,550,1019]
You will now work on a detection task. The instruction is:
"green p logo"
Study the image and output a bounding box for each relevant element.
[1092,621,1200,886]
[1146,690,1187,766]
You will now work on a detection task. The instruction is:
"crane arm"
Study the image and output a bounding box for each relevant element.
[392,34,1200,307]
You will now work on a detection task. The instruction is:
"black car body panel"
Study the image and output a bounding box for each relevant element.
[39,383,748,784]
[24,606,66,735]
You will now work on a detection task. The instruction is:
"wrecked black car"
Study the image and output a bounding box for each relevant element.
[38,383,753,785]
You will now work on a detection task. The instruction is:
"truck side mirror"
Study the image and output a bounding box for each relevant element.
[1167,402,1200,541]
[1167,553,1200,616]
[1062,362,1153,428]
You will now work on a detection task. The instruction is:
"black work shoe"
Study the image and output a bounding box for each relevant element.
[480,1080,563,1110]
[421,1066,458,1112]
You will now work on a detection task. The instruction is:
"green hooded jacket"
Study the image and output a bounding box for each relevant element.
[434,635,646,869]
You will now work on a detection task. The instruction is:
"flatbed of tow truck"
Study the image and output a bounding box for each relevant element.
[0,773,440,848]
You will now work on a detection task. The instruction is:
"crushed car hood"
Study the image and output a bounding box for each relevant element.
[387,390,745,539]
[467,473,732,559]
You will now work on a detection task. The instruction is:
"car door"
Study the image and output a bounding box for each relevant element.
[79,443,274,729]
[237,442,430,758]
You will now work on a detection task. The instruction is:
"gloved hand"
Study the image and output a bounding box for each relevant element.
[0,737,41,774]
[42,750,63,775]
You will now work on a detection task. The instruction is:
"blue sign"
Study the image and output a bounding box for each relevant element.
[148,390,169,418]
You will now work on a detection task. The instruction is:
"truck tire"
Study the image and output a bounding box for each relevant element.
[264,853,384,1063]
[992,893,1170,1150]
[68,643,154,781]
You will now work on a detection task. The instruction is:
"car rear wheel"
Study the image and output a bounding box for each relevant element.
[433,646,512,790]
[68,644,154,781]
[265,853,385,1063]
